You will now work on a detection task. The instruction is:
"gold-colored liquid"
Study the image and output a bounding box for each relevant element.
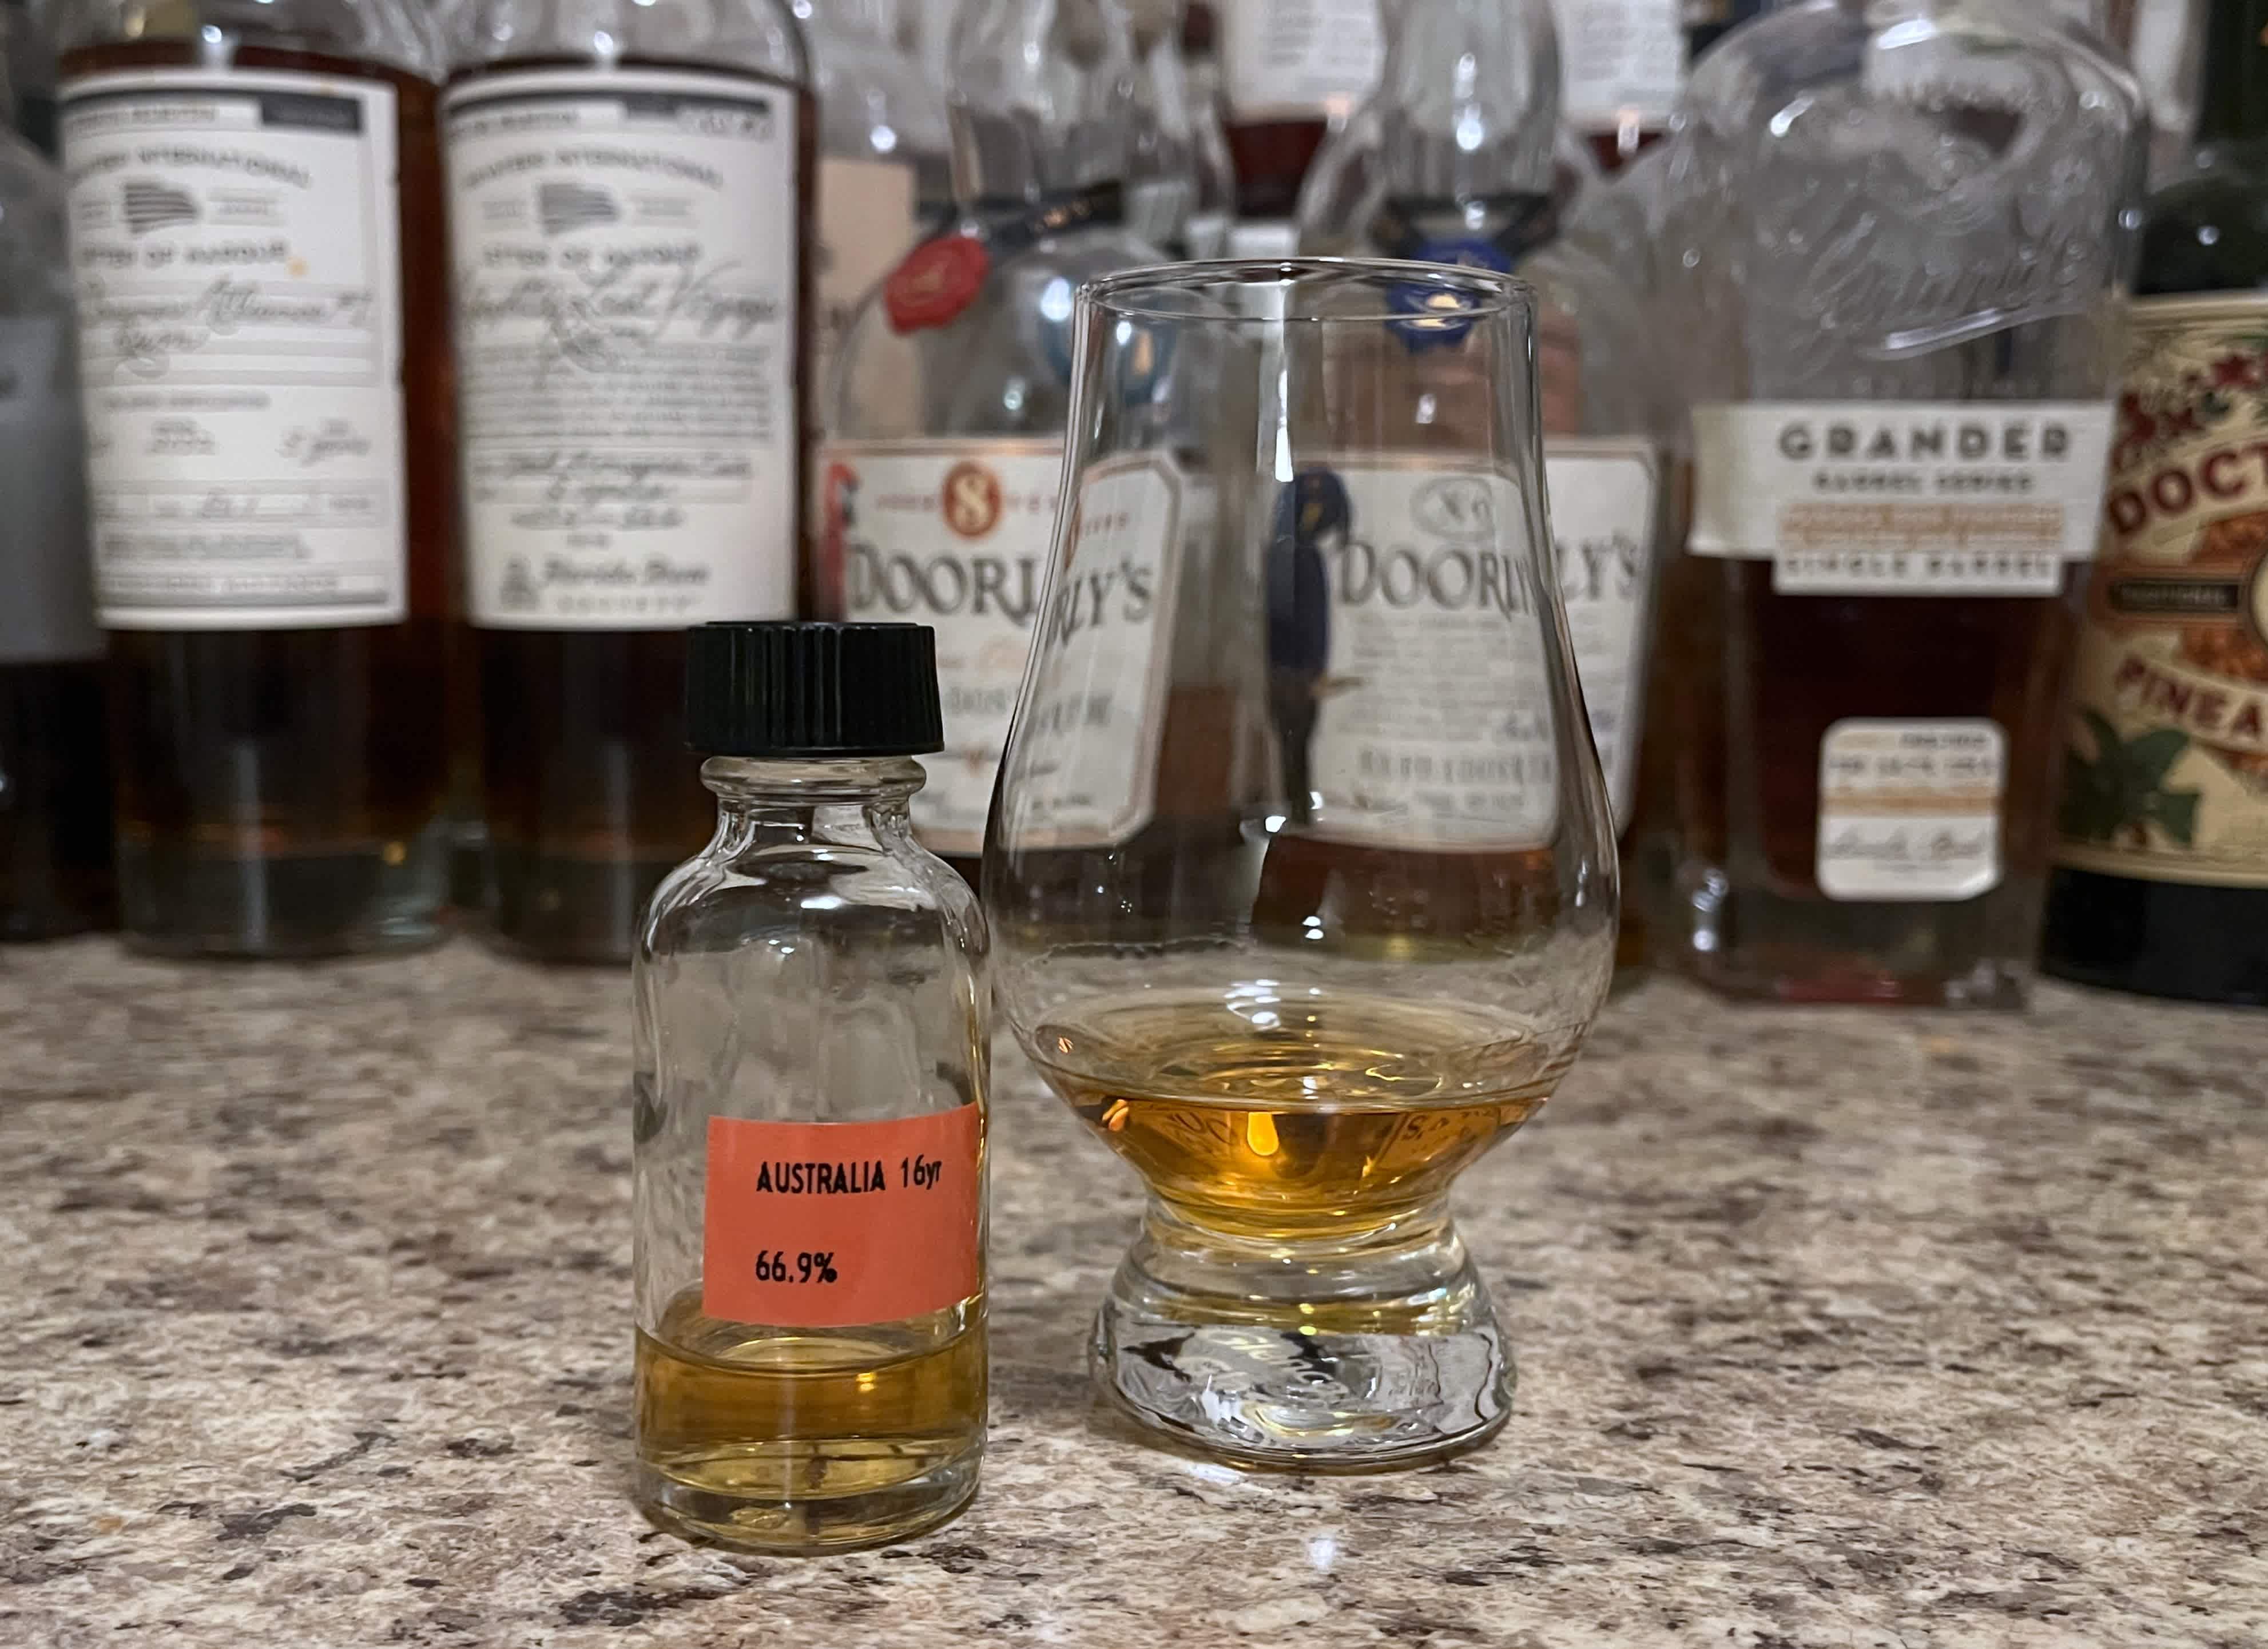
[1030,990,1556,1239]
[634,1288,984,1552]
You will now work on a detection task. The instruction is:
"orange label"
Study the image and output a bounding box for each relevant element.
[702,1104,983,1328]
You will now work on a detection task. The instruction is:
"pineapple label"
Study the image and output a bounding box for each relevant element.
[2057,296,2268,889]
[444,69,800,628]
[1281,456,1563,851]
[1817,720,2004,901]
[828,440,1063,854]
[58,71,407,630]
[1689,401,2116,595]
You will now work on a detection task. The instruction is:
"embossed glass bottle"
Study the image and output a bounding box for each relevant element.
[1653,0,2145,1006]
[1297,0,1673,978]
[446,0,813,963]
[634,621,988,1551]
[821,0,1162,878]
[56,0,455,955]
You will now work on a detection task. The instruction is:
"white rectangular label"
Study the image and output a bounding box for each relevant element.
[1690,401,2115,595]
[1549,0,1685,130]
[1292,458,1562,851]
[446,68,801,629]
[60,70,407,629]
[1817,718,2004,901]
[1546,438,1659,829]
[1220,0,1382,121]
[831,439,1062,855]
[998,454,1183,849]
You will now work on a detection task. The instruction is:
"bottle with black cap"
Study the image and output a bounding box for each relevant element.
[631,621,990,1553]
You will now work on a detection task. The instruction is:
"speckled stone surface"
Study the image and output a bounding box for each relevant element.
[2,938,2264,1648]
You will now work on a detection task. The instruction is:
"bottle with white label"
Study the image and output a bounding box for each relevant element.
[55,0,453,956]
[1296,0,1671,974]
[1214,0,1380,245]
[805,0,947,428]
[822,0,1163,877]
[443,0,813,962]
[1652,0,2146,1007]
[0,50,109,939]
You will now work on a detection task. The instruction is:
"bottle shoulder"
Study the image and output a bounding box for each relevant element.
[2135,146,2268,297]
[55,0,446,81]
[447,0,805,84]
[640,835,986,964]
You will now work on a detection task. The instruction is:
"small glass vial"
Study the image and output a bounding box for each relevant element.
[632,621,988,1552]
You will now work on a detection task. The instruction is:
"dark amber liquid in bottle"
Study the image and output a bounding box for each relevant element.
[0,659,113,940]
[61,39,455,957]
[1225,116,1325,224]
[456,57,815,965]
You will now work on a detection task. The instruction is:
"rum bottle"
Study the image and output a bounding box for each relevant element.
[1654,0,2145,1006]
[2041,0,2268,1006]
[0,65,108,939]
[56,0,455,956]
[444,0,814,962]
[822,0,1163,877]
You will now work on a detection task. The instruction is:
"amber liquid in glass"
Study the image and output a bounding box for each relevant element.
[0,659,114,940]
[459,57,816,964]
[64,41,454,957]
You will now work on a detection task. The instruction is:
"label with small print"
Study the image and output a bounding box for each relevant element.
[1547,439,1661,830]
[702,1104,983,1328]
[994,453,1185,849]
[1548,0,1685,130]
[446,68,801,629]
[59,70,407,630]
[1817,719,2004,901]
[0,317,98,664]
[829,439,1063,854]
[1289,457,1561,851]
[1219,0,1383,121]
[1689,401,2116,595]
[2058,295,2268,889]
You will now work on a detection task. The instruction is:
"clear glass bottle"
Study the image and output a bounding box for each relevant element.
[2040,0,2268,1007]
[1214,0,1382,246]
[446,0,814,963]
[1653,0,2146,1006]
[0,42,109,940]
[1297,0,1674,978]
[55,0,455,956]
[1124,0,1201,255]
[1178,0,1238,256]
[634,621,987,1552]
[820,0,1163,879]
[1548,0,1685,172]
[803,0,949,426]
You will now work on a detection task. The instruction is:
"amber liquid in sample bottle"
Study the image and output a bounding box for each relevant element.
[444,31,814,964]
[57,35,453,956]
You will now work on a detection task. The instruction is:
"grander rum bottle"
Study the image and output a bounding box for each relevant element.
[0,54,109,940]
[823,0,1162,876]
[1295,0,1670,972]
[56,0,454,956]
[2041,0,2268,1007]
[446,0,813,962]
[1655,0,2144,1006]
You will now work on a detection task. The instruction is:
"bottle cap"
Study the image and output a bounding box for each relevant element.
[685,622,944,758]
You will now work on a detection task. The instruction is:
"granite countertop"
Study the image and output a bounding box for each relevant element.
[2,940,2264,1648]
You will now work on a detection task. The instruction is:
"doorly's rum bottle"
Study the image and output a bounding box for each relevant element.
[2041,0,2268,1007]
[55,0,455,956]
[445,0,813,962]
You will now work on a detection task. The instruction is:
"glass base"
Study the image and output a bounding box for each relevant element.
[1090,1202,1512,1471]
[633,1445,979,1555]
[117,824,449,959]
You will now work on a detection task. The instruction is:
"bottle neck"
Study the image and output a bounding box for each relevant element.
[1376,0,1560,201]
[804,0,899,48]
[2197,0,2268,146]
[700,755,927,829]
[948,0,1134,203]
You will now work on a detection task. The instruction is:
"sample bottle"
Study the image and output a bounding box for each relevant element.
[2041,0,2268,1006]
[54,0,454,956]
[1653,0,2144,1006]
[823,0,1163,879]
[0,57,109,940]
[444,0,814,963]
[633,621,988,1552]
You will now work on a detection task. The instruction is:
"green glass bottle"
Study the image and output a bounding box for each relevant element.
[2040,0,2268,1005]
